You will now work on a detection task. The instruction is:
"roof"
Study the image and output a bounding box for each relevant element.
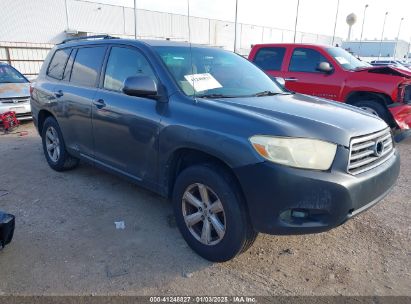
[58,36,204,49]
[253,43,333,49]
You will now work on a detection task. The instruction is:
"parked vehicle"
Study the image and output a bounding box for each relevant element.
[370,60,409,69]
[249,44,411,132]
[31,37,400,262]
[0,62,32,120]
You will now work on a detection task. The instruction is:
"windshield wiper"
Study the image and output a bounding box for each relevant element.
[196,93,237,99]
[253,91,287,97]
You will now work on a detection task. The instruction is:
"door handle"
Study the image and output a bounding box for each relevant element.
[284,77,298,82]
[93,98,106,109]
[54,90,64,98]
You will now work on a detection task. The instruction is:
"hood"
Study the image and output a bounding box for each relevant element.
[209,93,388,147]
[0,82,30,99]
[355,65,411,78]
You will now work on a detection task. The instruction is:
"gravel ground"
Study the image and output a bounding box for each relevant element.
[0,122,410,296]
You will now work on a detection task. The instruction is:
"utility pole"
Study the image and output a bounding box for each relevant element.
[234,0,238,53]
[134,0,137,39]
[293,0,300,43]
[358,4,369,57]
[393,17,404,59]
[331,0,340,46]
[64,0,70,30]
[378,12,389,60]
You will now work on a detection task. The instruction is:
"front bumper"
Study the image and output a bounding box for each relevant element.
[234,147,400,235]
[389,103,411,130]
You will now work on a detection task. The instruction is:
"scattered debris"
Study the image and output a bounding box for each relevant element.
[182,271,193,278]
[105,265,129,279]
[114,221,125,230]
[279,248,294,255]
[0,190,9,198]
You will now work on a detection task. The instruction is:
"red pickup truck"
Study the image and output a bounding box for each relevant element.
[249,43,411,132]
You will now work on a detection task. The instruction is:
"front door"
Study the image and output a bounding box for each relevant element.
[283,47,341,101]
[92,46,162,185]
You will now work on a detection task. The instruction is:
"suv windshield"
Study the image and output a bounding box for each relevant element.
[154,46,284,97]
[0,65,28,84]
[326,47,371,70]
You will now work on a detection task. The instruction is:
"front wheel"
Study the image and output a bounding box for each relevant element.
[41,117,79,171]
[172,164,257,262]
[353,100,391,124]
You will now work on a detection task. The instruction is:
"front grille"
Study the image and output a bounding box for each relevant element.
[348,128,394,175]
[0,97,30,104]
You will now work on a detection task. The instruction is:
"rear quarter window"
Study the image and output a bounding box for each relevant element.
[69,46,106,88]
[253,47,286,71]
[47,48,71,80]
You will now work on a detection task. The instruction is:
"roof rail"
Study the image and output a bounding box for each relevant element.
[59,35,118,44]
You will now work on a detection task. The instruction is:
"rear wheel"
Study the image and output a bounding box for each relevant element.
[172,163,257,262]
[41,117,79,171]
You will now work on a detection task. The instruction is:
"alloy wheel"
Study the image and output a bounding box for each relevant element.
[45,126,60,162]
[182,183,226,246]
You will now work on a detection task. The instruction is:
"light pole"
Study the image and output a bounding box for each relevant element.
[293,0,300,43]
[331,0,340,46]
[134,0,137,39]
[64,0,70,30]
[358,4,369,57]
[378,12,389,59]
[393,17,404,59]
[234,0,238,53]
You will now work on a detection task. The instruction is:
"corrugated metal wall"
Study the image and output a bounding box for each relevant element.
[1,0,342,76]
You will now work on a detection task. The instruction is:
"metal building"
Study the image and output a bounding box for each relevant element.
[342,40,410,60]
[1,0,341,76]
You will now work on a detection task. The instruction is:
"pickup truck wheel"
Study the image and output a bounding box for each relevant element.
[41,117,79,171]
[172,164,257,262]
[353,100,390,123]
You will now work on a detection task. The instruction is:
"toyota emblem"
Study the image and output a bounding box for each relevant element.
[373,140,384,157]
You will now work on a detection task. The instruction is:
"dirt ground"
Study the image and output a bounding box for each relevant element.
[0,122,410,296]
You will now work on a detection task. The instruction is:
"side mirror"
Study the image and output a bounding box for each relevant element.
[274,77,286,87]
[317,62,333,74]
[123,75,158,98]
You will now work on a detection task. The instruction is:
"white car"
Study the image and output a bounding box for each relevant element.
[0,62,31,120]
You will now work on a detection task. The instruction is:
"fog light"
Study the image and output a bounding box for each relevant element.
[291,209,309,218]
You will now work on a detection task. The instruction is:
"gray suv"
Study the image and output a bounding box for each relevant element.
[31,36,400,262]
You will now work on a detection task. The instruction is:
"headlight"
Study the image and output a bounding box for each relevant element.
[249,136,337,170]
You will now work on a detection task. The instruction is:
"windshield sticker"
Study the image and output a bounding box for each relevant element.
[335,56,349,65]
[184,73,222,92]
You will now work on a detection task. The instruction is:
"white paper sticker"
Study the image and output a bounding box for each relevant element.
[184,73,222,92]
[335,56,349,65]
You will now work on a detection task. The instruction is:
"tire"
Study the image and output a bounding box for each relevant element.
[41,116,79,171]
[172,163,257,262]
[353,100,390,124]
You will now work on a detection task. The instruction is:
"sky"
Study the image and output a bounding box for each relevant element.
[91,0,411,42]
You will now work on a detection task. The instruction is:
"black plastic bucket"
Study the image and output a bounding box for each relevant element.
[0,211,15,249]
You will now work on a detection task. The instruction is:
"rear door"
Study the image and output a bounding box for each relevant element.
[251,46,287,79]
[92,45,162,185]
[283,47,341,100]
[54,45,107,158]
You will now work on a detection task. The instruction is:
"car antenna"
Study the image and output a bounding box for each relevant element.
[187,0,197,102]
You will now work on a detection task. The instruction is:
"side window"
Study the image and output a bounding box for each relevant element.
[63,49,76,81]
[103,47,157,92]
[289,48,330,73]
[47,48,71,80]
[70,46,106,87]
[253,47,286,71]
